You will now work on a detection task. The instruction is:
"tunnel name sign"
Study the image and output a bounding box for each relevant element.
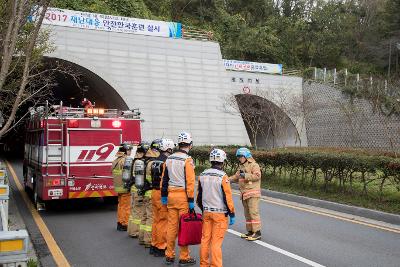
[224,60,283,75]
[35,7,182,38]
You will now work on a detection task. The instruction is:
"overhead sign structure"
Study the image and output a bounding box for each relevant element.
[36,7,182,38]
[224,59,283,75]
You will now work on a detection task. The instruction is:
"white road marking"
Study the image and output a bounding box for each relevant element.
[227,229,326,267]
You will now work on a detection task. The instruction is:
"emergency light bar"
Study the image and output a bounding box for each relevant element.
[86,108,104,116]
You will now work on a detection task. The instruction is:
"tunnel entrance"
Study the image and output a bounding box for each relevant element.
[235,94,300,149]
[44,57,128,109]
[0,57,128,156]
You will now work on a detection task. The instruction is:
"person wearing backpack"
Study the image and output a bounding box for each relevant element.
[150,138,175,257]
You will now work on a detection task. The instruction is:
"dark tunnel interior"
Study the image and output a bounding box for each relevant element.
[0,57,128,156]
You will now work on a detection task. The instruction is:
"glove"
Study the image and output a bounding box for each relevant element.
[189,201,195,213]
[229,215,235,226]
[161,197,168,205]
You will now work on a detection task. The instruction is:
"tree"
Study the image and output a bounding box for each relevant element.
[223,93,265,149]
[0,0,52,139]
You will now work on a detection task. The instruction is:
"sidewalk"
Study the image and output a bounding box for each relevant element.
[8,186,39,265]
[1,158,39,266]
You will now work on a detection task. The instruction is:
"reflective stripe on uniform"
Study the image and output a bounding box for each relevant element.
[133,218,141,225]
[144,190,152,197]
[245,220,261,224]
[146,174,152,183]
[204,206,227,213]
[242,189,261,197]
[112,169,122,175]
[140,225,152,232]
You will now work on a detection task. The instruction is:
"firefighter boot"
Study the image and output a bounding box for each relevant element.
[240,231,253,239]
[178,258,196,266]
[247,230,261,241]
[154,248,165,257]
[117,223,127,231]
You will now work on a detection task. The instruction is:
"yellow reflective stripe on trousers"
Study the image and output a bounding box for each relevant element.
[131,186,137,192]
[144,190,152,197]
[146,174,152,183]
[133,218,141,225]
[112,169,122,175]
[140,225,152,232]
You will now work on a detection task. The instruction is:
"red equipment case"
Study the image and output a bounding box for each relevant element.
[178,212,203,246]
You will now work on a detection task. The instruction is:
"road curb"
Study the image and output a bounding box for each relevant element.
[231,184,400,225]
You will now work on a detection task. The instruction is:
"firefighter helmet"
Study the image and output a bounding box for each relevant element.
[151,139,162,150]
[209,148,226,163]
[236,147,252,158]
[119,143,132,153]
[177,132,192,145]
[159,138,175,152]
[137,142,150,153]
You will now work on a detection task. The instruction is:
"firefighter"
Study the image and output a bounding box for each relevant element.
[161,132,196,266]
[128,142,149,238]
[197,148,235,267]
[150,138,175,257]
[112,143,133,231]
[229,147,262,241]
[138,139,161,247]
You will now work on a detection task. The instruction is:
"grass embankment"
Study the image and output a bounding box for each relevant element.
[192,147,400,214]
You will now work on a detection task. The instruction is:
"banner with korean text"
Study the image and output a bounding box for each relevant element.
[223,60,282,75]
[38,7,182,38]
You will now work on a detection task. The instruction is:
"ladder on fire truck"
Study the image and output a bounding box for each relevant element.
[45,101,64,176]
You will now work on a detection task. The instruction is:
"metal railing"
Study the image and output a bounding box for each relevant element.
[182,25,215,41]
[0,161,29,266]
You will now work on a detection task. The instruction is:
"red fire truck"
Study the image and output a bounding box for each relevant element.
[23,101,141,208]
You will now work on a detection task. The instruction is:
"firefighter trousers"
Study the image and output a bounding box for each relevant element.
[139,191,153,246]
[200,212,228,267]
[243,197,261,232]
[128,190,143,237]
[165,189,191,260]
[151,189,168,250]
[117,193,131,226]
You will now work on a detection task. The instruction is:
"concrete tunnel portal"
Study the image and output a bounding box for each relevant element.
[44,57,128,110]
[235,94,301,149]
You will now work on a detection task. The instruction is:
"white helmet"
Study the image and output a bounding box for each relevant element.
[159,138,175,152]
[177,131,193,145]
[209,149,227,163]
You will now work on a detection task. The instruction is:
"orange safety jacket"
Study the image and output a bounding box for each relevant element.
[160,150,195,202]
[197,167,235,217]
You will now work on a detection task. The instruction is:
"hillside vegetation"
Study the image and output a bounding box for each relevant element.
[53,0,400,75]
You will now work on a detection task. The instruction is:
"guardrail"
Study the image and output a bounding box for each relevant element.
[0,161,29,267]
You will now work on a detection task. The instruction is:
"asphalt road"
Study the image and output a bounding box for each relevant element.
[7,160,400,267]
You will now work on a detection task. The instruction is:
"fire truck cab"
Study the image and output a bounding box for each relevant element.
[23,101,141,208]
